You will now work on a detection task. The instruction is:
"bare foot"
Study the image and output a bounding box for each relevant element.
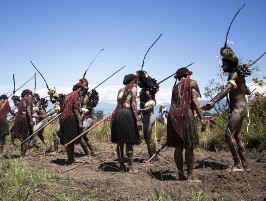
[242,162,251,172]
[50,151,59,155]
[244,167,251,172]
[127,166,138,173]
[188,178,201,183]
[226,166,244,173]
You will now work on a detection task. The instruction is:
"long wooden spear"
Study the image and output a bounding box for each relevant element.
[20,113,60,145]
[249,51,266,67]
[157,62,195,85]
[64,114,111,147]
[145,142,167,164]
[90,65,126,91]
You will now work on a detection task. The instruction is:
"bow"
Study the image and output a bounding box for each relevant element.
[30,60,50,90]
[223,4,245,48]
[141,34,163,70]
[83,49,105,78]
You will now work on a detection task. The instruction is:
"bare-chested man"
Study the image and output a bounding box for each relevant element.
[45,88,68,153]
[31,93,48,148]
[202,46,251,172]
[79,78,98,156]
[136,70,159,159]
[10,95,20,145]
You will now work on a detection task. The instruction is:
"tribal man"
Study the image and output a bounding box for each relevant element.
[0,94,16,154]
[136,70,159,159]
[111,74,142,172]
[79,78,98,156]
[10,95,20,145]
[202,46,251,172]
[159,104,168,125]
[31,93,48,148]
[46,88,65,153]
[60,83,87,164]
[14,89,34,157]
[167,67,206,183]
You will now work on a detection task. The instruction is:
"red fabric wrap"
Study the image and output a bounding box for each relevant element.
[16,95,33,115]
[60,89,81,125]
[14,95,33,136]
[0,100,11,120]
[169,77,191,143]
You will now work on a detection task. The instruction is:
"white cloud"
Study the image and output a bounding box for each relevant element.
[247,82,266,94]
[97,85,172,104]
[97,85,121,104]
[155,87,172,104]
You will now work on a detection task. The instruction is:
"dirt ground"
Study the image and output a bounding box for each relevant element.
[3,139,266,201]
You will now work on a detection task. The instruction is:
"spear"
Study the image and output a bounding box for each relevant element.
[30,60,50,90]
[83,49,105,78]
[90,65,126,91]
[249,51,266,67]
[20,113,60,145]
[157,62,195,85]
[145,142,167,164]
[64,114,111,147]
[141,34,163,70]
[223,4,245,48]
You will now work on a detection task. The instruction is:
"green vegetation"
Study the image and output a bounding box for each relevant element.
[0,159,56,200]
[0,159,97,201]
[201,63,266,151]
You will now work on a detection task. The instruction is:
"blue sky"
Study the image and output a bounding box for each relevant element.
[1,0,265,106]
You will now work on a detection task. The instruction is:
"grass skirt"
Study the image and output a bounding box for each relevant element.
[166,110,198,148]
[111,108,141,145]
[14,115,31,140]
[0,119,9,137]
[60,113,79,145]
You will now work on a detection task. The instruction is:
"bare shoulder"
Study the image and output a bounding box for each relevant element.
[228,72,239,81]
[131,86,137,93]
[190,79,201,97]
[190,79,199,88]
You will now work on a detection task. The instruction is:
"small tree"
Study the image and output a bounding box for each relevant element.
[92,109,104,121]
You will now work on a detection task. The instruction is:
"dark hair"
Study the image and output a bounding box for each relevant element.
[11,95,20,101]
[123,74,137,85]
[0,94,8,100]
[21,89,32,98]
[174,67,192,78]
